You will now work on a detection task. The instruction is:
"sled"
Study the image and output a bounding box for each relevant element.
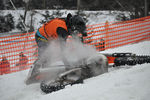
[25,53,108,93]
[25,52,150,93]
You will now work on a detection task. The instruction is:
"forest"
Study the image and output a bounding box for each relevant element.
[0,0,149,18]
[0,0,149,33]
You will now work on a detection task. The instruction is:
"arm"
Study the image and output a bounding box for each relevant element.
[56,27,71,67]
[57,27,69,41]
[56,27,69,49]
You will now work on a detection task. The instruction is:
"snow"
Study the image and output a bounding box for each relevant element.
[101,41,150,55]
[0,40,150,100]
[0,10,129,34]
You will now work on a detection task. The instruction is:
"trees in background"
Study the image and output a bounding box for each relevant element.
[0,14,14,32]
[1,0,149,14]
[0,0,149,33]
[110,0,147,18]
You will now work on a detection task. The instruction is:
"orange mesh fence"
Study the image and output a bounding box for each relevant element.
[84,16,150,51]
[0,32,38,75]
[0,16,150,75]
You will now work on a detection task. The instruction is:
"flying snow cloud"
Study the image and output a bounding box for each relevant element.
[40,37,99,68]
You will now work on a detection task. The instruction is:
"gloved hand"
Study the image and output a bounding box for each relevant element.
[82,31,87,37]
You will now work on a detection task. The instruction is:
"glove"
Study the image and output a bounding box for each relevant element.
[82,31,87,37]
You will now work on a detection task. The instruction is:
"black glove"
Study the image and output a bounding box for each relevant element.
[82,31,87,37]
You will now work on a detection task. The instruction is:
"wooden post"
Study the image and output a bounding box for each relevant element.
[145,0,148,16]
[77,0,80,10]
[105,20,109,49]
[43,0,46,9]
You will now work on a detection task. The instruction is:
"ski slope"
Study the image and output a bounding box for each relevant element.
[0,40,150,100]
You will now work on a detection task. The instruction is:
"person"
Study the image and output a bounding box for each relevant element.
[0,56,10,75]
[35,13,87,56]
[16,52,28,70]
[26,13,87,84]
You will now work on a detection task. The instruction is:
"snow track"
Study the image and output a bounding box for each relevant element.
[0,41,150,100]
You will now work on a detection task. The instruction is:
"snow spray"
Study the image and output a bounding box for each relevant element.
[40,36,100,68]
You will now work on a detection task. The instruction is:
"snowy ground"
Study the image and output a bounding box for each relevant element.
[0,40,150,100]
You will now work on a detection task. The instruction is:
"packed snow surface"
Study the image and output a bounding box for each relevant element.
[0,40,150,100]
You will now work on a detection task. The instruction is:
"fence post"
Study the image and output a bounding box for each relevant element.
[105,20,109,49]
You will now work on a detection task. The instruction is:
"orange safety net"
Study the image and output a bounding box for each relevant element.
[84,16,150,51]
[0,32,38,75]
[0,16,150,75]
